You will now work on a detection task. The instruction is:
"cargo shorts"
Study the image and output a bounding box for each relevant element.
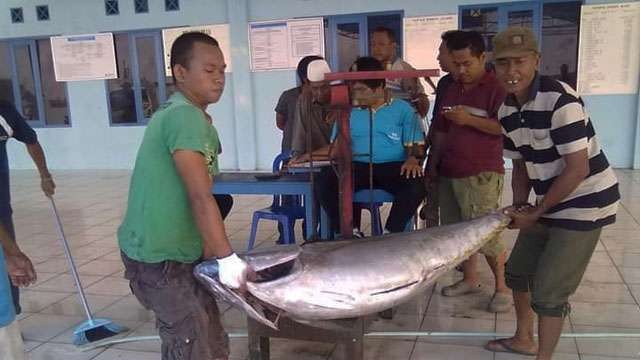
[121,253,229,360]
[438,172,505,257]
[505,224,601,317]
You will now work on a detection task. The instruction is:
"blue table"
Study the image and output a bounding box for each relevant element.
[211,172,318,239]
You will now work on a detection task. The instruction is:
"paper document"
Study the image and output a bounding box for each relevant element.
[288,160,332,168]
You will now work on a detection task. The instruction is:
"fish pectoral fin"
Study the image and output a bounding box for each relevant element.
[370,280,419,296]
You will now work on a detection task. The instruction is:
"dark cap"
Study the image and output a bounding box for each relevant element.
[492,27,539,60]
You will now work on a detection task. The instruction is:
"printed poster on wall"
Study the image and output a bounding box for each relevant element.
[249,21,290,71]
[287,18,325,69]
[577,2,640,95]
[403,14,458,93]
[162,24,232,76]
[249,18,325,71]
[50,33,117,81]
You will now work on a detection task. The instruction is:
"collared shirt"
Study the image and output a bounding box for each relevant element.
[0,101,38,217]
[385,58,425,100]
[500,73,619,231]
[332,99,424,163]
[290,90,333,156]
[433,71,506,178]
[275,86,302,152]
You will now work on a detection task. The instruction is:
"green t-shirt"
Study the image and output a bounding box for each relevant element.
[118,92,220,263]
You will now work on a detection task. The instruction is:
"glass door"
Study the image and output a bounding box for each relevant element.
[328,16,367,72]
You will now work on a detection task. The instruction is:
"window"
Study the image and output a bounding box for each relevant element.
[134,0,148,14]
[0,44,15,104]
[165,0,179,11]
[460,1,581,88]
[540,1,581,88]
[0,40,70,126]
[105,0,119,16]
[327,12,403,72]
[36,5,49,21]
[107,32,168,125]
[10,8,24,23]
[461,7,499,51]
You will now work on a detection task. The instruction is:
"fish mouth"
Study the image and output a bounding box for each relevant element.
[194,246,301,330]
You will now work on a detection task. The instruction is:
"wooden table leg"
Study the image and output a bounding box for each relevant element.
[247,316,368,360]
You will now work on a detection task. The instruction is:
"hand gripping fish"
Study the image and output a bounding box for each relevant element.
[194,210,511,330]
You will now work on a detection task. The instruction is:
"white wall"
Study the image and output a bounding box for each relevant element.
[3,0,640,170]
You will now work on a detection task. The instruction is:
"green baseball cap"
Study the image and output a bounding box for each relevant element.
[492,26,539,60]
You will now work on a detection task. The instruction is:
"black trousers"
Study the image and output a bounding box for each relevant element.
[316,161,426,233]
[213,194,233,220]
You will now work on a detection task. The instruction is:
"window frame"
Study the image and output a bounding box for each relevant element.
[459,0,583,45]
[105,0,119,16]
[165,0,180,12]
[459,0,583,88]
[326,10,404,72]
[107,30,169,127]
[10,8,24,23]
[36,5,50,21]
[459,1,542,41]
[1,38,71,128]
[134,0,149,14]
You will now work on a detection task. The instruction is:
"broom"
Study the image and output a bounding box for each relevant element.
[49,196,128,345]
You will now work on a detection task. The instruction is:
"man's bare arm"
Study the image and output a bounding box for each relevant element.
[173,150,232,258]
[26,142,55,196]
[426,131,446,179]
[276,113,286,131]
[511,158,531,204]
[537,149,590,212]
[0,223,36,287]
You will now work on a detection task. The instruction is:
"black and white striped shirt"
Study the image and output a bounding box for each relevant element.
[500,74,619,231]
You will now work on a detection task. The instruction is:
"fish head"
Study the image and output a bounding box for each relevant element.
[193,244,301,330]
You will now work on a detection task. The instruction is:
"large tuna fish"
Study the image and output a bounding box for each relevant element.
[195,210,511,330]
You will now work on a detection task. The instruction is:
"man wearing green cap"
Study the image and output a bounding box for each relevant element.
[487,26,620,359]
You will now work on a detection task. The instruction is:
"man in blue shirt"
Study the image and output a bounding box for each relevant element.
[0,221,37,359]
[316,57,426,235]
[0,100,55,315]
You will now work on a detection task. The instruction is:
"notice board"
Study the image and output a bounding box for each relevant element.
[50,33,117,81]
[249,17,325,71]
[577,2,640,95]
[403,14,457,91]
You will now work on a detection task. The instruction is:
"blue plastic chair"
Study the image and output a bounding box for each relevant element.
[247,153,305,250]
[353,189,414,236]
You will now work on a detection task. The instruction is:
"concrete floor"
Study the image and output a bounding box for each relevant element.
[7,169,640,359]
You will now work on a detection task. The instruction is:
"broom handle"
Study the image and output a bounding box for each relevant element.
[49,197,94,321]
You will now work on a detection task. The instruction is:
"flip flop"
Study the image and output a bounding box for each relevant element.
[484,338,537,356]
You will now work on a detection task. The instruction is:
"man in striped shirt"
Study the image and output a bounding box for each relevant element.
[485,27,620,359]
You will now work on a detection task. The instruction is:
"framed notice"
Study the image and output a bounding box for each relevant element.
[577,2,640,95]
[162,24,232,76]
[249,18,325,71]
[403,14,457,91]
[50,33,117,81]
[249,21,290,71]
[287,17,325,69]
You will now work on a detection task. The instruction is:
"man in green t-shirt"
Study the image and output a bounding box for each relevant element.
[118,32,251,360]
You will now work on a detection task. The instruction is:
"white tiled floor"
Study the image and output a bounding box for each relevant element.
[7,169,640,359]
